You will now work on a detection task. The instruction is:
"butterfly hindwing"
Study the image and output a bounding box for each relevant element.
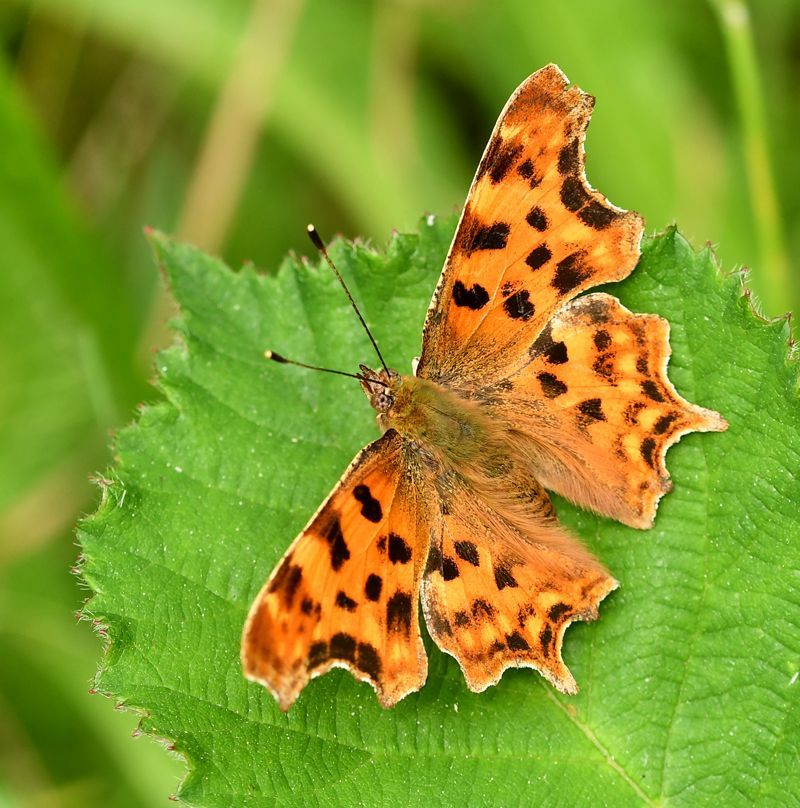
[482,292,727,528]
[417,63,644,389]
[242,429,435,709]
[421,469,616,694]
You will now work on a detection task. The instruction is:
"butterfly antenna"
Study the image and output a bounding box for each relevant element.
[265,350,388,386]
[307,224,389,373]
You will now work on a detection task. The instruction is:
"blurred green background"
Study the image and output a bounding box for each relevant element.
[0,0,797,805]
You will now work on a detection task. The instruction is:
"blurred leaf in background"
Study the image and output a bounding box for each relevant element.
[0,0,797,805]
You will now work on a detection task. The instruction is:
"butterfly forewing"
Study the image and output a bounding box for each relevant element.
[417,64,644,389]
[242,429,435,710]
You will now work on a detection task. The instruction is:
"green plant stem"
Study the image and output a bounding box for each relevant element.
[369,1,420,186]
[709,0,790,316]
[138,0,304,361]
[177,0,304,252]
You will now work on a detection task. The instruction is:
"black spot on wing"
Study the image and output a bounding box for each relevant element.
[322,515,350,571]
[479,136,524,183]
[386,591,413,635]
[545,341,568,364]
[593,329,611,351]
[579,201,619,230]
[506,631,530,651]
[641,437,657,468]
[530,326,567,364]
[454,540,479,567]
[560,175,591,212]
[654,413,679,434]
[268,561,303,608]
[353,484,382,523]
[388,533,412,564]
[442,556,459,580]
[453,280,490,310]
[308,641,328,669]
[284,565,303,608]
[641,380,665,402]
[472,598,496,618]
[630,320,647,346]
[503,290,535,321]
[364,573,383,601]
[526,244,552,270]
[330,632,357,662]
[357,642,382,681]
[577,398,606,422]
[454,610,471,627]
[552,252,590,296]
[424,545,442,575]
[624,400,645,426]
[592,353,616,382]
[463,222,510,252]
[537,372,567,398]
[335,591,357,611]
[494,564,518,590]
[558,137,580,175]
[517,603,536,626]
[517,158,542,187]
[540,625,553,658]
[526,206,548,231]
[548,602,571,621]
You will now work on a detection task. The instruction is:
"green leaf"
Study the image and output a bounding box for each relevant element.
[0,63,181,805]
[79,216,799,806]
[0,65,143,512]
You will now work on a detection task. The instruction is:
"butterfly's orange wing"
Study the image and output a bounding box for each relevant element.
[422,469,615,694]
[414,64,725,691]
[242,430,435,710]
[244,63,727,708]
[483,293,726,528]
[417,61,725,526]
[417,64,643,389]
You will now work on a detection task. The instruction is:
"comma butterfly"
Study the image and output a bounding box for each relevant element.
[241,64,727,710]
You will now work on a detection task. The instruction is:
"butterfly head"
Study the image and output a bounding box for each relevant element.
[359,364,400,422]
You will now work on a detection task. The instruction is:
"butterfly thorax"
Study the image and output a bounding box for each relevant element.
[361,367,498,468]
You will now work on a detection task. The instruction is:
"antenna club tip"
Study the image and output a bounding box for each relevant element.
[265,350,287,363]
[306,224,326,252]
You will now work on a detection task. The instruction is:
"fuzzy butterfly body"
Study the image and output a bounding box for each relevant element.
[242,64,727,710]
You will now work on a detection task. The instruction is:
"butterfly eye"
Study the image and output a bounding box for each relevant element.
[375,392,394,411]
